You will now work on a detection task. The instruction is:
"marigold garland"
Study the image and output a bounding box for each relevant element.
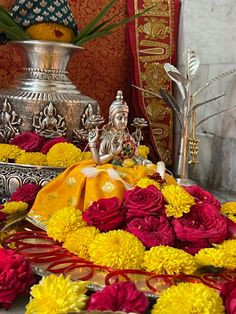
[88,230,145,270]
[142,246,197,275]
[25,274,88,314]
[47,207,86,242]
[46,143,82,167]
[195,248,236,270]
[151,282,225,314]
[215,239,236,255]
[137,145,149,159]
[16,152,47,166]
[63,226,100,260]
[161,185,195,218]
[0,144,23,162]
[2,201,28,214]
[136,177,160,189]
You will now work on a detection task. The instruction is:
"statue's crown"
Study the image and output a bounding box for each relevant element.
[109,91,129,120]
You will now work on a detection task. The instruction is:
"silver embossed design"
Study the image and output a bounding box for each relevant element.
[33,102,67,138]
[0,98,22,142]
[0,162,64,199]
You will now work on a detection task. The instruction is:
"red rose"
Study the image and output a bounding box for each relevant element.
[10,131,45,152]
[172,203,227,246]
[40,137,69,154]
[0,249,35,310]
[124,185,165,220]
[220,280,236,314]
[10,183,41,207]
[82,197,126,232]
[184,185,221,210]
[87,281,149,314]
[127,216,175,248]
[226,217,236,239]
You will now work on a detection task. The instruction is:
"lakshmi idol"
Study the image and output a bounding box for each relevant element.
[28,91,175,229]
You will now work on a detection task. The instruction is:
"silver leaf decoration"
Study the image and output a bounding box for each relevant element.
[164,63,188,101]
[184,48,200,80]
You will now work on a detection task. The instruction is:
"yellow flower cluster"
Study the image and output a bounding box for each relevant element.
[25,274,88,314]
[47,207,86,242]
[88,230,145,269]
[137,145,150,159]
[161,185,195,218]
[47,143,90,167]
[195,246,236,270]
[2,201,28,215]
[0,143,92,168]
[0,144,23,162]
[221,202,236,223]
[16,152,47,166]
[63,226,100,260]
[122,158,135,168]
[136,177,160,189]
[151,282,225,314]
[142,246,197,275]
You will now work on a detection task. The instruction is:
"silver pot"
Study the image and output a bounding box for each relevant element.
[0,40,100,142]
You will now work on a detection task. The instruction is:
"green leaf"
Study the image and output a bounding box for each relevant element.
[73,4,155,46]
[0,5,30,40]
[72,0,117,44]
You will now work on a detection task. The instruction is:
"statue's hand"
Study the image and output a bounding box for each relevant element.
[111,134,123,155]
[88,127,99,143]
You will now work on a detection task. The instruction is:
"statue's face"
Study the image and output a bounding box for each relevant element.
[112,112,128,130]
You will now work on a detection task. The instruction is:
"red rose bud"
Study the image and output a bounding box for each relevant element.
[0,249,35,310]
[10,131,45,152]
[87,281,149,314]
[127,215,175,248]
[220,280,236,314]
[82,197,126,232]
[124,185,165,220]
[10,183,41,207]
[184,185,221,210]
[40,137,69,154]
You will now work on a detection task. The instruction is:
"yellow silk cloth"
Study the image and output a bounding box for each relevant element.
[28,159,160,229]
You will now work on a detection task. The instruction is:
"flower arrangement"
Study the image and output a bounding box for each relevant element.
[1,175,236,312]
[0,131,91,168]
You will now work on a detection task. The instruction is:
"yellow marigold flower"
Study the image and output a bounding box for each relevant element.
[88,230,145,270]
[221,202,236,215]
[142,246,197,275]
[25,274,88,314]
[122,158,135,168]
[161,185,195,218]
[2,201,28,214]
[220,202,236,222]
[16,152,47,166]
[47,207,86,242]
[136,177,160,189]
[138,145,149,159]
[47,143,82,167]
[195,248,236,270]
[215,239,236,255]
[81,151,92,160]
[0,144,23,162]
[151,282,225,314]
[63,226,100,260]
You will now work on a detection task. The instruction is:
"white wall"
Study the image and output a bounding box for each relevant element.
[177,0,236,193]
